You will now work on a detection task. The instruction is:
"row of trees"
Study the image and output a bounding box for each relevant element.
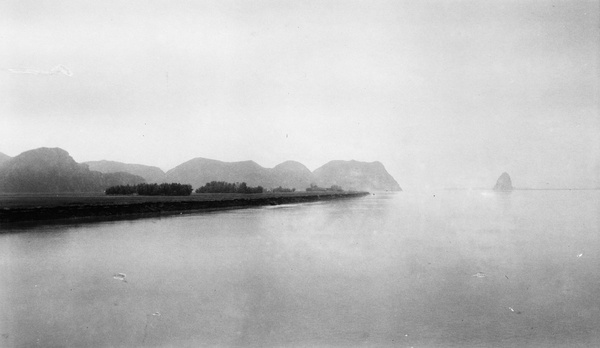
[272,186,296,193]
[106,183,193,196]
[105,182,342,196]
[306,184,343,192]
[195,181,263,194]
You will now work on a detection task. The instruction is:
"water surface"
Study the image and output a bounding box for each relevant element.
[1,191,599,347]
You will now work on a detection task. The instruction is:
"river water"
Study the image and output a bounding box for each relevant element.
[1,191,599,347]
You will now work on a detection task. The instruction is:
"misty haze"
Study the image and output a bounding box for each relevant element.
[1,1,599,347]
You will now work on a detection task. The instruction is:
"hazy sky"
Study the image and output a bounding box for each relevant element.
[1,0,598,189]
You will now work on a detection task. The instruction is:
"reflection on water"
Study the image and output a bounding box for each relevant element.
[0,191,599,347]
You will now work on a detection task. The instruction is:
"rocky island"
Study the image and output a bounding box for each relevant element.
[493,172,514,191]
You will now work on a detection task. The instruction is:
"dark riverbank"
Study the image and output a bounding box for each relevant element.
[0,191,370,224]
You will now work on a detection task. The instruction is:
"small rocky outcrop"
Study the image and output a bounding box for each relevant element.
[493,172,513,191]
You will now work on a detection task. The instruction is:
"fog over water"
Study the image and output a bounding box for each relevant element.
[1,1,599,189]
[1,191,599,347]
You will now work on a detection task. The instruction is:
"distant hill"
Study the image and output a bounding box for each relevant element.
[0,148,145,193]
[84,160,166,183]
[1,148,403,193]
[0,152,11,167]
[165,158,315,190]
[166,157,401,192]
[166,158,270,188]
[270,161,315,189]
[493,172,513,191]
[313,160,401,191]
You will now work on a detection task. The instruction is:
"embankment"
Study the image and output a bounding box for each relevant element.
[0,191,369,224]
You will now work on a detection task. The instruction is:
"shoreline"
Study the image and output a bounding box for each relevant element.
[0,191,370,224]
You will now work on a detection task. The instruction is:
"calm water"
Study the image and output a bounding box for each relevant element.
[1,191,599,347]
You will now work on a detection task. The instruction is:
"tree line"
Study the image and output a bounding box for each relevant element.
[195,181,263,194]
[106,183,193,196]
[306,184,343,192]
[272,186,296,193]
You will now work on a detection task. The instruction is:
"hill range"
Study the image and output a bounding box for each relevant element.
[0,148,144,193]
[0,147,402,193]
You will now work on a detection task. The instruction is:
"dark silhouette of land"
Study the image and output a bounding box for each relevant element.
[0,147,401,193]
[493,172,514,191]
[0,191,370,224]
[0,148,144,193]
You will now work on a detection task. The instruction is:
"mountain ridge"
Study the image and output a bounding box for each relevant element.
[313,160,401,191]
[0,147,402,193]
[165,157,399,191]
[0,148,145,193]
[0,152,11,167]
[84,160,166,183]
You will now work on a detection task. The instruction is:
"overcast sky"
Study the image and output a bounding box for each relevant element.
[1,0,598,189]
